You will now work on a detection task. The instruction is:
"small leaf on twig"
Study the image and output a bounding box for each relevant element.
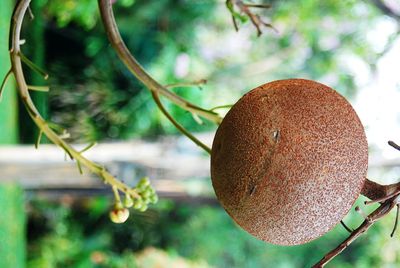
[27,4,34,20]
[35,130,43,149]
[76,160,83,174]
[18,52,49,80]
[210,104,234,112]
[27,85,49,92]
[0,69,13,101]
[79,142,97,153]
[165,79,207,90]
[47,122,63,132]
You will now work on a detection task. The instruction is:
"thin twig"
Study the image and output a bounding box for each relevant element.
[76,160,83,174]
[388,140,400,152]
[27,85,49,92]
[390,204,399,237]
[79,142,97,153]
[245,3,271,9]
[165,79,207,89]
[0,69,13,100]
[34,130,42,149]
[18,51,49,79]
[227,0,276,36]
[313,199,398,267]
[210,104,234,111]
[27,4,34,20]
[231,14,239,32]
[151,91,211,154]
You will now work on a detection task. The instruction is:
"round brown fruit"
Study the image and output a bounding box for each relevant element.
[210,78,368,245]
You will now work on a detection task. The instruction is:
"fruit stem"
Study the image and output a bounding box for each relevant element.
[361,178,400,202]
[313,198,398,267]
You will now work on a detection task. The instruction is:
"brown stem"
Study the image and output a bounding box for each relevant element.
[361,178,388,200]
[245,3,272,9]
[313,178,400,267]
[361,177,400,201]
[151,91,211,154]
[313,198,398,267]
[389,140,400,152]
[390,205,399,237]
[228,0,276,36]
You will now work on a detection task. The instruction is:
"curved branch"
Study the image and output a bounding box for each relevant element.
[151,92,211,154]
[97,0,222,127]
[370,0,400,23]
[10,0,139,199]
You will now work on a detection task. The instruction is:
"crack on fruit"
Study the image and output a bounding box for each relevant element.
[249,185,257,196]
[244,130,280,202]
[273,130,280,142]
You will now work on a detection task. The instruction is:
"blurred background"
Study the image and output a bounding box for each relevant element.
[0,0,400,267]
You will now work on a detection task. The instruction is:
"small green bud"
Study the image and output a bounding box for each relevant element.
[138,204,148,212]
[142,190,151,199]
[124,194,134,208]
[137,177,150,190]
[142,197,150,205]
[133,197,143,209]
[149,194,158,204]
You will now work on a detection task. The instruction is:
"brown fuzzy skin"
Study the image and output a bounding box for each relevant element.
[211,79,368,246]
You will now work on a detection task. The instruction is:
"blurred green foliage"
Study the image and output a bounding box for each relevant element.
[15,0,393,142]
[36,0,217,142]
[27,196,400,267]
[0,0,18,144]
[0,184,26,268]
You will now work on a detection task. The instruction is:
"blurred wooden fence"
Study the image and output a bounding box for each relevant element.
[0,134,215,202]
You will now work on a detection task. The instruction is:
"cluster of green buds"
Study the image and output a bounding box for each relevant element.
[109,177,158,224]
